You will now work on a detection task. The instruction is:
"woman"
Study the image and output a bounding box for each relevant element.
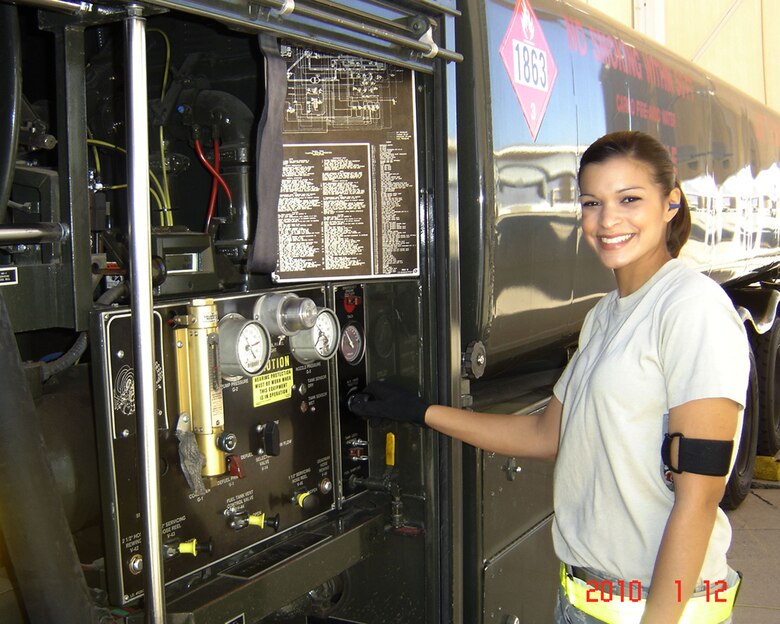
[351,131,749,624]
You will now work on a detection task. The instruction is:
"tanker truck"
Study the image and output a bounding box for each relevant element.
[0,0,779,622]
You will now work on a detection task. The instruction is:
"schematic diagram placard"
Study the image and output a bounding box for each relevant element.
[275,46,419,281]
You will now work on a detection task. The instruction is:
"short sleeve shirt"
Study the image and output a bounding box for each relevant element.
[552,259,750,586]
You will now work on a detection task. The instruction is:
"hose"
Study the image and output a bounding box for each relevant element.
[40,282,129,382]
[0,290,113,623]
[0,4,21,221]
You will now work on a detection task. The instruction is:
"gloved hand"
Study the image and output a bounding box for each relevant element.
[347,380,430,427]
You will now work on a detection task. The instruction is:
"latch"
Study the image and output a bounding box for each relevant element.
[502,456,522,481]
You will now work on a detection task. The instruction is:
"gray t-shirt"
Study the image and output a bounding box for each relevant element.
[552,259,749,586]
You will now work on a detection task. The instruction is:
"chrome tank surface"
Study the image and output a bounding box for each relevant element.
[457,0,780,378]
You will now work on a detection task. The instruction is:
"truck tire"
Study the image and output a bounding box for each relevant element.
[752,317,780,455]
[721,348,759,510]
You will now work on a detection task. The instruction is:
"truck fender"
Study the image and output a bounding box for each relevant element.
[729,287,780,335]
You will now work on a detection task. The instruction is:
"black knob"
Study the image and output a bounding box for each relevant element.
[196,537,214,555]
[216,431,238,453]
[256,421,281,456]
[266,513,281,531]
[295,491,319,511]
[347,392,371,413]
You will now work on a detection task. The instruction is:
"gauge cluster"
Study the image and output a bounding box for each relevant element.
[334,284,370,495]
[92,285,345,604]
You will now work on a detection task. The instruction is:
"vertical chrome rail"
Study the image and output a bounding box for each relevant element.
[124,7,167,622]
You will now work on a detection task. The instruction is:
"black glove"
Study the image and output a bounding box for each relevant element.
[347,380,430,427]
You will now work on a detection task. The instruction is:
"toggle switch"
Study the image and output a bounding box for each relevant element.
[227,455,245,478]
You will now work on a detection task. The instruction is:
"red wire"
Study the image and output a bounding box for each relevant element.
[194,138,233,231]
[205,138,220,231]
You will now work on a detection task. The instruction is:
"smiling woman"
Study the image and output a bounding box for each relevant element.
[577,131,691,296]
[351,131,750,624]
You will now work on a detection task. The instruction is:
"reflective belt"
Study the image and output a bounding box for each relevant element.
[560,563,740,624]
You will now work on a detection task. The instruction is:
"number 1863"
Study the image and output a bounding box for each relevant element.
[512,40,548,92]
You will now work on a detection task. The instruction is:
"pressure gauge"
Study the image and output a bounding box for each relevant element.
[219,313,271,378]
[339,322,365,365]
[253,293,318,336]
[290,308,340,364]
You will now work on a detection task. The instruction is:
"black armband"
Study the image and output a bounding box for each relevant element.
[661,432,734,477]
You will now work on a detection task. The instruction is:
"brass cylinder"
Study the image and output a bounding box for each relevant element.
[175,298,226,477]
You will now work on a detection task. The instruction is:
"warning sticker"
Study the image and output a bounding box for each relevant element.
[0,267,18,286]
[253,368,294,407]
[499,0,558,141]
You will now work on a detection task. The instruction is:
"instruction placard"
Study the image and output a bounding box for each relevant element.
[275,46,419,282]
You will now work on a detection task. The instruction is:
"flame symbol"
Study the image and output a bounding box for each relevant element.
[520,0,534,41]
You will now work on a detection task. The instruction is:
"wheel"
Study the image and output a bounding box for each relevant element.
[721,347,759,510]
[752,317,780,455]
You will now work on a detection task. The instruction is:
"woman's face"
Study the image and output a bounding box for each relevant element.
[579,156,680,290]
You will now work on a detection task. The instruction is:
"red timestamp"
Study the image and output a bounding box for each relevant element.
[585,579,729,603]
[585,579,643,602]
[675,580,728,603]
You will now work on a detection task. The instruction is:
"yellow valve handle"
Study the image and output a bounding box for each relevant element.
[178,539,198,556]
[385,432,396,467]
[296,492,310,508]
[248,513,267,529]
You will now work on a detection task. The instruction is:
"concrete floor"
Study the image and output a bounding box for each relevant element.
[726,482,780,623]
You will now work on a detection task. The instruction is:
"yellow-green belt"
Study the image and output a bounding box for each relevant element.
[560,563,740,624]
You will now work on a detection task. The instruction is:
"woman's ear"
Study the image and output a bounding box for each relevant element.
[665,188,682,222]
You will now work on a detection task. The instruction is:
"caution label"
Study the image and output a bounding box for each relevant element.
[252,365,294,407]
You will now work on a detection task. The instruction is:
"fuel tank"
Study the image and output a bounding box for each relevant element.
[456,0,780,378]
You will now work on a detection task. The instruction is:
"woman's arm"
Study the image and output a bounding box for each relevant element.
[640,397,740,624]
[424,395,563,460]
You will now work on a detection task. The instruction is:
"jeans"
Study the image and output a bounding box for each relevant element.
[553,565,738,624]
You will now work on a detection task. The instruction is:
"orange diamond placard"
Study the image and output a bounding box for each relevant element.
[499,0,558,141]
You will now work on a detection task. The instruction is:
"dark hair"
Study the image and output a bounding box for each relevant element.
[577,131,691,258]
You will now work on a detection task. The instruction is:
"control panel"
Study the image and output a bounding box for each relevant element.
[92,286,342,604]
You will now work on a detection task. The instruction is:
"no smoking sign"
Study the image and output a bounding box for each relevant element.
[499,0,558,141]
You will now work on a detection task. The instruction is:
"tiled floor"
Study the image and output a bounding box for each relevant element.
[726,480,780,623]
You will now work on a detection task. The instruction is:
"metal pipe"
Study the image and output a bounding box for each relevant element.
[143,0,462,63]
[11,0,93,14]
[124,7,167,622]
[0,222,69,244]
[269,1,463,62]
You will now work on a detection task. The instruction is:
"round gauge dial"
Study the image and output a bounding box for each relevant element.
[219,314,272,378]
[339,322,365,365]
[290,308,340,364]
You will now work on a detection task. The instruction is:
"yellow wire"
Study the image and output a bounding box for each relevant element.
[148,29,171,98]
[104,183,163,214]
[87,139,168,218]
[148,28,173,226]
[159,126,172,226]
[149,188,164,214]
[87,128,101,175]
